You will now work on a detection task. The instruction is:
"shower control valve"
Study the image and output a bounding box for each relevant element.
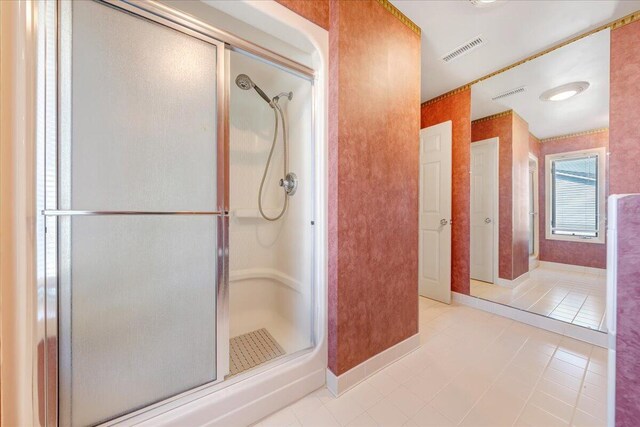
[279,172,298,196]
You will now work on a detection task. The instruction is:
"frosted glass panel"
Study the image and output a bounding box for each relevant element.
[69,0,217,211]
[64,215,217,426]
[58,2,222,426]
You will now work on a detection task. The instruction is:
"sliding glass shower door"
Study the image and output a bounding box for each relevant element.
[48,1,227,425]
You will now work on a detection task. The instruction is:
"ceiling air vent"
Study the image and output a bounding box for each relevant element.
[492,86,526,101]
[441,36,484,63]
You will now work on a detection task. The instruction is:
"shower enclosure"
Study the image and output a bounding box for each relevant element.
[36,1,317,425]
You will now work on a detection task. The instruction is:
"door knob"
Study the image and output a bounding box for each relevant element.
[440,218,448,226]
[484,217,492,224]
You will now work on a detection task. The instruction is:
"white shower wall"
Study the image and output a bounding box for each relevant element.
[229,51,314,354]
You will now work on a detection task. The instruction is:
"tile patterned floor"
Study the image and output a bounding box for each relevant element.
[471,266,607,332]
[255,297,608,427]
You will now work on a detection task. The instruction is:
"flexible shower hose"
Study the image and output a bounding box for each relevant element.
[258,101,288,221]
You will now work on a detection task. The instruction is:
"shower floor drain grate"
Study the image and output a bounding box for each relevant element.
[228,328,286,377]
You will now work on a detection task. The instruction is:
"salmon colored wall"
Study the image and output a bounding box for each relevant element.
[529,133,541,160]
[512,114,530,278]
[275,0,329,29]
[328,0,421,375]
[420,89,471,295]
[610,20,640,195]
[538,130,608,269]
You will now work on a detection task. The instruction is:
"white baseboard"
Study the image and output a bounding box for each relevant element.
[496,271,530,289]
[326,333,420,396]
[452,292,608,348]
[538,261,606,276]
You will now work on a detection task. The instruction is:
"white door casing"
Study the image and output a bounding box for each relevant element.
[470,138,498,283]
[419,121,452,303]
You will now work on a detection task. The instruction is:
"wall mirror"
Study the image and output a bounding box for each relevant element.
[469,29,610,334]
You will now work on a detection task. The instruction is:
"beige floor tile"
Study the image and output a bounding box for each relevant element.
[584,370,607,388]
[554,349,589,369]
[536,378,580,406]
[325,392,366,426]
[258,407,299,427]
[410,404,455,427]
[366,369,401,396]
[272,300,608,427]
[529,390,575,423]
[516,403,569,427]
[492,371,536,402]
[345,412,379,427]
[571,409,606,427]
[429,372,491,424]
[345,381,384,410]
[549,357,587,379]
[366,399,408,427]
[543,366,584,391]
[577,394,606,421]
[470,266,607,332]
[288,396,325,420]
[386,386,426,418]
[462,388,526,427]
[403,369,450,403]
[297,405,340,427]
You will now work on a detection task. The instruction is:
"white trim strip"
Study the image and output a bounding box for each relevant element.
[453,292,608,348]
[326,334,420,396]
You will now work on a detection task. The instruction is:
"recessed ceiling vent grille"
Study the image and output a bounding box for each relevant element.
[441,36,484,63]
[492,86,526,100]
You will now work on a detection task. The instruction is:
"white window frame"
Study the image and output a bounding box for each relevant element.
[545,147,606,244]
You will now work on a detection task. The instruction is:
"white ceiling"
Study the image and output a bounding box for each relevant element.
[471,30,610,139]
[390,0,640,102]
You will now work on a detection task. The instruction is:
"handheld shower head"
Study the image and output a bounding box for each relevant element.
[235,74,253,90]
[235,74,273,108]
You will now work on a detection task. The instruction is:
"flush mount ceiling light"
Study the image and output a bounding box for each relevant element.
[540,81,590,102]
[469,0,498,7]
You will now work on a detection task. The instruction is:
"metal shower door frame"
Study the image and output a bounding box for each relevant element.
[38,1,229,425]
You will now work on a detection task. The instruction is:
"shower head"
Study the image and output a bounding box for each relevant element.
[235,74,273,108]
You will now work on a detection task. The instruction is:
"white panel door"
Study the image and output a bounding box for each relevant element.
[419,121,452,303]
[470,138,498,283]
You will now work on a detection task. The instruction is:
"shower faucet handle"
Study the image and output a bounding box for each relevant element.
[279,173,298,196]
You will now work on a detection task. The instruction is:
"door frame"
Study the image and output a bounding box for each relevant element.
[470,137,499,284]
[528,153,540,269]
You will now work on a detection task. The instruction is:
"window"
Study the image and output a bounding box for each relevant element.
[545,147,606,244]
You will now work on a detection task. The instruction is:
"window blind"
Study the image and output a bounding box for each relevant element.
[551,155,598,237]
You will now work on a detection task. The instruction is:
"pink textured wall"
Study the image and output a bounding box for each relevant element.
[512,114,530,278]
[328,0,421,375]
[538,130,608,269]
[275,0,329,29]
[610,20,640,195]
[613,194,640,426]
[420,89,471,295]
[529,133,541,160]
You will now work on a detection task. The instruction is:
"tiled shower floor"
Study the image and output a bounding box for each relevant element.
[471,266,607,332]
[255,298,608,426]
